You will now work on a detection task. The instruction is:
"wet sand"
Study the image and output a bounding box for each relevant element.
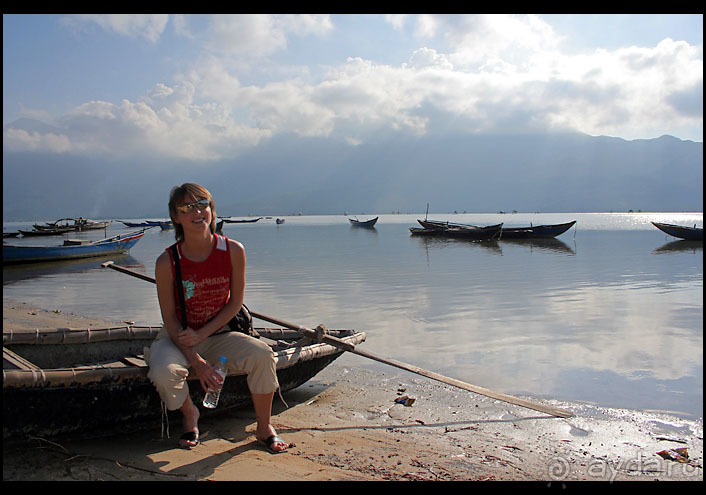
[3,299,703,481]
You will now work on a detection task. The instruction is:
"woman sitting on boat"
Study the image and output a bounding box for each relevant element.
[145,182,289,453]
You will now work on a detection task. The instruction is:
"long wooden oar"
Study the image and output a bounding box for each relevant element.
[101,261,574,418]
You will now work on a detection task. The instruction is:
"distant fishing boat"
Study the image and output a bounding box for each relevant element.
[500,221,576,239]
[349,216,378,228]
[119,220,163,228]
[276,218,285,225]
[3,230,145,264]
[419,219,576,239]
[18,226,74,237]
[410,223,503,241]
[221,217,262,224]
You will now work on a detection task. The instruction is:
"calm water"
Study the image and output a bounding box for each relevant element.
[3,212,703,419]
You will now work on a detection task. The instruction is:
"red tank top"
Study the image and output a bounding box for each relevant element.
[167,234,232,330]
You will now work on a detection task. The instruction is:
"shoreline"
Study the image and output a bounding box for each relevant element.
[3,299,703,481]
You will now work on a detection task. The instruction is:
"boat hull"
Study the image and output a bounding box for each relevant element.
[652,222,703,241]
[3,232,144,264]
[3,326,365,441]
[349,217,378,227]
[500,221,577,239]
[411,222,503,241]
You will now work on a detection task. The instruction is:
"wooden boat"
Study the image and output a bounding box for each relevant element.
[651,222,703,241]
[221,217,262,224]
[158,221,174,230]
[119,220,163,228]
[35,218,112,231]
[18,226,75,237]
[349,216,378,228]
[3,230,145,264]
[419,219,576,240]
[120,221,149,227]
[500,221,576,239]
[3,232,20,238]
[418,219,471,230]
[410,223,503,241]
[75,218,112,231]
[3,325,366,441]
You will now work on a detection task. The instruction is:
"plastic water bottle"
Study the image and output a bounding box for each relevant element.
[202,356,228,409]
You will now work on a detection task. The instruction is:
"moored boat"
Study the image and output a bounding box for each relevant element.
[500,220,577,239]
[18,226,74,237]
[349,216,378,228]
[221,217,262,224]
[3,324,366,441]
[419,219,576,239]
[651,222,703,241]
[3,230,145,264]
[34,218,112,231]
[410,222,503,241]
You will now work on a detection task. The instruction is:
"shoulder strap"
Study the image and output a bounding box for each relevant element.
[170,244,187,330]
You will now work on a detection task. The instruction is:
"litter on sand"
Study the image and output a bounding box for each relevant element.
[394,395,416,407]
[656,447,701,467]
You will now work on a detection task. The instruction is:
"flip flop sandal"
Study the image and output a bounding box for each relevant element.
[260,434,289,454]
[179,431,200,449]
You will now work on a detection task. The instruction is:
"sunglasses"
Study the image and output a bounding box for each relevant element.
[176,199,210,214]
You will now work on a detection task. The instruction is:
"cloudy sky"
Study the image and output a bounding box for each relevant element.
[3,14,703,166]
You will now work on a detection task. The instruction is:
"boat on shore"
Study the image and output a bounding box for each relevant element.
[3,324,366,441]
[349,216,378,228]
[3,230,145,264]
[651,222,703,241]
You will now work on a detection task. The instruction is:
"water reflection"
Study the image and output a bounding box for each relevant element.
[653,240,703,254]
[499,238,575,255]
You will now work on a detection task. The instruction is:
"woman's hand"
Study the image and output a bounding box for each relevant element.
[190,355,225,394]
[176,327,206,348]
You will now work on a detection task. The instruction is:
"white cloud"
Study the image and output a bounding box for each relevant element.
[3,128,72,153]
[205,14,332,57]
[6,14,702,159]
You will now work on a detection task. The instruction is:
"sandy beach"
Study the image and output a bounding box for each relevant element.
[3,299,703,482]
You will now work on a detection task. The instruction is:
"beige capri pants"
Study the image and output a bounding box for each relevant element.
[145,328,279,411]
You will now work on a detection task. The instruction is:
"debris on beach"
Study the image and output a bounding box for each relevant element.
[656,447,701,467]
[394,395,415,407]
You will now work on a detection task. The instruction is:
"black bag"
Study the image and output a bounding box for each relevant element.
[227,304,255,336]
[170,244,256,337]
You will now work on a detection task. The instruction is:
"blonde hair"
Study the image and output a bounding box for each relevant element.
[168,183,217,242]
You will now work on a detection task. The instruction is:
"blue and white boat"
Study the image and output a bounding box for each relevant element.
[3,230,145,264]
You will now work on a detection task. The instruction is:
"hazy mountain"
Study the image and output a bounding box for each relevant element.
[2,122,702,221]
